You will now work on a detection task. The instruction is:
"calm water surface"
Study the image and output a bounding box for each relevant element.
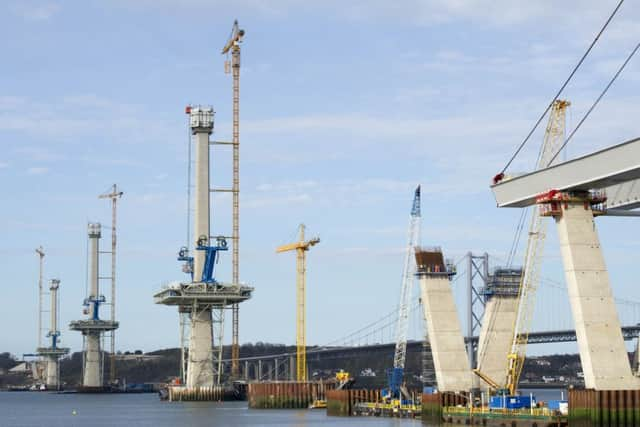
[0,392,423,427]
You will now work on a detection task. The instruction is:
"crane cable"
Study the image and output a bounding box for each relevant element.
[494,0,625,183]
[546,39,640,166]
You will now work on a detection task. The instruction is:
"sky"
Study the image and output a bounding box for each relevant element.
[1,0,640,358]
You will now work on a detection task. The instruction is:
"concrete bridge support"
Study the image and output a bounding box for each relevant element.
[274,358,279,381]
[476,268,521,391]
[416,249,472,392]
[185,115,215,389]
[546,193,639,389]
[289,355,295,381]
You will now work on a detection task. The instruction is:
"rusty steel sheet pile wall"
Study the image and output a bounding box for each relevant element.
[168,386,229,401]
[422,392,469,422]
[569,389,640,426]
[248,382,331,409]
[326,389,383,416]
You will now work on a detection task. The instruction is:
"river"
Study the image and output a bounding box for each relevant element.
[0,388,567,426]
[0,392,420,427]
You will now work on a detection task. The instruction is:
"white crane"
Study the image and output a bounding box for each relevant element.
[385,185,421,401]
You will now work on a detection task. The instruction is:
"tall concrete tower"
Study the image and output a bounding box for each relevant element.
[70,223,119,389]
[37,279,69,389]
[155,106,253,398]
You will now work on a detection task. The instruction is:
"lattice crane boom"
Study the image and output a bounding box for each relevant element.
[221,19,245,379]
[386,186,421,399]
[505,100,570,395]
[276,224,320,381]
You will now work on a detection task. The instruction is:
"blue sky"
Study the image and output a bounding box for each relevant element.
[2,0,640,357]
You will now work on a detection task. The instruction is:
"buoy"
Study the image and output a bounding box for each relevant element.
[72,410,77,415]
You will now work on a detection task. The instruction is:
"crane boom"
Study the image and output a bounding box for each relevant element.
[386,186,421,400]
[504,100,570,395]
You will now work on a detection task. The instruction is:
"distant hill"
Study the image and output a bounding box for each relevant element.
[2,344,631,389]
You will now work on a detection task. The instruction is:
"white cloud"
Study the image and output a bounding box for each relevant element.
[26,167,49,175]
[11,2,60,21]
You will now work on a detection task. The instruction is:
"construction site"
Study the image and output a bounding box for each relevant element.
[4,2,640,427]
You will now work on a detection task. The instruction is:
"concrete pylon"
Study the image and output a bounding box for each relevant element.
[46,280,60,387]
[84,224,102,387]
[476,268,521,391]
[417,249,472,392]
[69,223,118,389]
[41,279,69,388]
[548,193,639,389]
[185,108,215,388]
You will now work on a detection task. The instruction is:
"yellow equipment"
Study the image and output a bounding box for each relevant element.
[504,100,569,395]
[309,370,353,409]
[276,224,320,381]
[474,100,570,395]
[335,370,350,384]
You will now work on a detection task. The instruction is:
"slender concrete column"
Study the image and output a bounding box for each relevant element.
[257,359,263,381]
[553,197,639,389]
[83,224,102,387]
[46,280,60,388]
[289,355,295,381]
[274,358,279,381]
[244,361,249,381]
[186,108,215,389]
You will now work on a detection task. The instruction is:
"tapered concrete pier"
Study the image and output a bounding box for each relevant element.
[416,248,472,392]
[476,268,521,391]
[36,279,69,389]
[539,191,640,389]
[70,223,118,389]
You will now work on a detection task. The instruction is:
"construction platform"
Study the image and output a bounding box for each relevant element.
[153,282,253,306]
[36,347,70,356]
[69,319,119,332]
[423,392,568,426]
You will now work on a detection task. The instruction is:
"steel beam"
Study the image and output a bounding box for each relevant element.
[492,137,640,208]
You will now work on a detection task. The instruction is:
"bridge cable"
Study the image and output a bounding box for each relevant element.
[545,39,640,166]
[498,0,624,176]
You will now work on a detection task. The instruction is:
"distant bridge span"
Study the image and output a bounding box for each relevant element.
[224,325,640,364]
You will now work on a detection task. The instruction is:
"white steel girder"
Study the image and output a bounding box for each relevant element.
[492,137,640,209]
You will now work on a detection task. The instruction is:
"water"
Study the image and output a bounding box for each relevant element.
[0,392,422,427]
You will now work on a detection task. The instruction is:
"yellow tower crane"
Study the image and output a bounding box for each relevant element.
[276,224,320,382]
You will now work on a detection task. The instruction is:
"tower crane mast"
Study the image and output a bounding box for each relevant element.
[385,186,421,401]
[276,224,320,381]
[221,19,245,379]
